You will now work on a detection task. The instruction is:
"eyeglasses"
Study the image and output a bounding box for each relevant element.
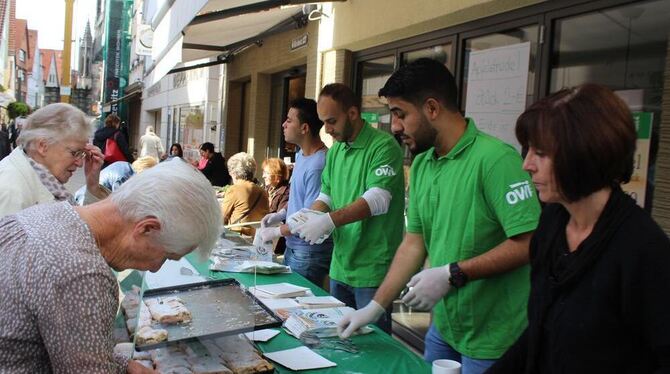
[65,146,87,160]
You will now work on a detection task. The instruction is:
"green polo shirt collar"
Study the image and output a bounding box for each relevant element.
[436,118,477,160]
[347,121,374,149]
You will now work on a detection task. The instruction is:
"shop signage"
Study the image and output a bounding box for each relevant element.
[464,42,531,152]
[291,34,308,51]
[136,24,153,56]
[622,112,653,207]
[60,86,71,96]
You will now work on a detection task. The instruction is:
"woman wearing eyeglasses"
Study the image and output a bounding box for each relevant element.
[0,103,108,218]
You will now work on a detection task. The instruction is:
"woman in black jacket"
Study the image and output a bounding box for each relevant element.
[94,113,134,168]
[488,84,670,373]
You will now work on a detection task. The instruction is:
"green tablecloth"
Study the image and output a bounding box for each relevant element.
[185,253,430,374]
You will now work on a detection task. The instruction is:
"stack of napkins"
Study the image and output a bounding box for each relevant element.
[249,283,311,298]
[286,209,331,244]
[210,258,290,274]
[284,307,358,338]
[296,296,345,309]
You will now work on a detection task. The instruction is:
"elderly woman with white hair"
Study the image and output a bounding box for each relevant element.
[0,159,221,373]
[221,152,269,236]
[0,103,108,218]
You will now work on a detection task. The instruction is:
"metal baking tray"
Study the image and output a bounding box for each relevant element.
[135,278,282,350]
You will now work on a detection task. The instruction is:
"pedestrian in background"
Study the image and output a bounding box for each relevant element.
[0,123,9,160]
[94,113,134,168]
[139,125,165,161]
[165,143,184,161]
[199,142,231,187]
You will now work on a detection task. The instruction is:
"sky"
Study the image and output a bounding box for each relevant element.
[16,0,97,70]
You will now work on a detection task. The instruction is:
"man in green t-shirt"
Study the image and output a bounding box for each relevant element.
[292,83,405,333]
[337,59,540,372]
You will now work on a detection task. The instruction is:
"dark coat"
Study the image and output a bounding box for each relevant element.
[489,190,670,374]
[201,152,231,187]
[94,126,134,168]
[0,130,10,160]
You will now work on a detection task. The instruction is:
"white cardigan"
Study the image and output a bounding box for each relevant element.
[0,148,55,218]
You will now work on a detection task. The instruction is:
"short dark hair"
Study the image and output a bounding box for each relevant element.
[379,58,459,111]
[318,83,361,113]
[290,98,323,138]
[200,142,215,153]
[105,113,120,127]
[516,83,637,202]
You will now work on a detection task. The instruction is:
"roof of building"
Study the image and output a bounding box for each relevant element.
[27,28,37,70]
[41,48,63,86]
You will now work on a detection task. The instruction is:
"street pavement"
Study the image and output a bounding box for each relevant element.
[64,167,86,194]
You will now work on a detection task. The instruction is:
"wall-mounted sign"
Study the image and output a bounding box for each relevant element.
[291,34,308,51]
[136,24,153,56]
[464,42,531,152]
[621,112,653,208]
[60,86,72,96]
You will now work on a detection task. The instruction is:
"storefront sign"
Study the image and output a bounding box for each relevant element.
[464,42,531,152]
[102,0,132,118]
[135,24,153,56]
[291,34,308,51]
[622,112,652,207]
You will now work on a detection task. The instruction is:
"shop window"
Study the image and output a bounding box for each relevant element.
[358,55,395,135]
[550,0,670,209]
[402,44,452,67]
[179,106,204,161]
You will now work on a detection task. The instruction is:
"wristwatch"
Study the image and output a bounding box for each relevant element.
[448,262,468,288]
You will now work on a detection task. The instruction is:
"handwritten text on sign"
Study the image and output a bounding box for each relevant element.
[464,42,531,152]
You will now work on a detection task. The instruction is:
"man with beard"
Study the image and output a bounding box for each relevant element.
[292,83,404,334]
[337,58,540,373]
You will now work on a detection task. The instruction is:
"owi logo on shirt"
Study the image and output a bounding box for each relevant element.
[374,164,396,177]
[506,181,533,205]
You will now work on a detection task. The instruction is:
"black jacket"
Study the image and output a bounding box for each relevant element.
[94,126,134,167]
[489,190,670,374]
[0,130,9,160]
[201,152,231,187]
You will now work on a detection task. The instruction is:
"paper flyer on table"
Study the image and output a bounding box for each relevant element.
[264,346,337,371]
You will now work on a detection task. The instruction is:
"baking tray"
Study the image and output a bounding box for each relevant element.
[135,278,282,350]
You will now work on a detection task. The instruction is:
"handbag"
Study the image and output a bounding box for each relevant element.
[104,132,127,163]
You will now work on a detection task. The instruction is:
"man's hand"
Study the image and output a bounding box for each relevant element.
[83,144,105,197]
[401,265,451,311]
[127,360,157,373]
[292,212,335,245]
[337,300,385,339]
[261,209,287,227]
[256,226,282,243]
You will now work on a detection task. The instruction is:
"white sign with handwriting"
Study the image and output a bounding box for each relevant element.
[465,42,531,152]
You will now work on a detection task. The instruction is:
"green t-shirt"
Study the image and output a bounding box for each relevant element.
[321,122,405,287]
[406,119,540,359]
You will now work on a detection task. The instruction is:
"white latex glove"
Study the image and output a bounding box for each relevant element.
[261,209,287,228]
[337,300,385,339]
[292,212,335,245]
[401,265,451,311]
[256,226,282,243]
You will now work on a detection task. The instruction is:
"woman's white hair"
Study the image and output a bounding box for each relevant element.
[110,159,221,259]
[17,103,90,151]
[227,152,256,181]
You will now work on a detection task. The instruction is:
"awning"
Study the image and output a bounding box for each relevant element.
[145,1,339,86]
